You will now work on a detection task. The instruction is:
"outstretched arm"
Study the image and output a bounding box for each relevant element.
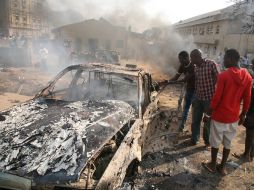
[239,79,252,125]
[169,73,181,81]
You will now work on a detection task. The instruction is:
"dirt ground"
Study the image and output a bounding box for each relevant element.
[132,118,254,190]
[0,63,253,190]
[0,67,54,111]
[128,85,254,190]
[0,92,32,111]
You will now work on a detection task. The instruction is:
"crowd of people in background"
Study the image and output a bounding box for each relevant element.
[160,48,254,176]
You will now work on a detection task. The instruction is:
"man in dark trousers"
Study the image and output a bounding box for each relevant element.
[202,49,252,175]
[233,58,254,162]
[190,49,219,146]
[159,51,195,132]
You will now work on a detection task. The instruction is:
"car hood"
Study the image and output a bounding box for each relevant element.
[0,98,134,185]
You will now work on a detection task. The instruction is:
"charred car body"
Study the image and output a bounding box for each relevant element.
[0,63,155,190]
[78,50,120,65]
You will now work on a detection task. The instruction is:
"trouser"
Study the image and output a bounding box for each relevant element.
[191,98,211,145]
[244,128,254,158]
[179,90,195,130]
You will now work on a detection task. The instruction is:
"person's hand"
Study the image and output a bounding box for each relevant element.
[238,113,246,125]
[158,80,168,86]
[203,114,210,123]
[178,79,185,82]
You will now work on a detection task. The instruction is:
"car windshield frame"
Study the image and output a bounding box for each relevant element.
[37,64,144,118]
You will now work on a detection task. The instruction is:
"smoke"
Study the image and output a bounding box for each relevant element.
[139,27,197,76]
[44,0,196,77]
[45,0,169,32]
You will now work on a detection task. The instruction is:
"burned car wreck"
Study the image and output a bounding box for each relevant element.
[0,63,155,190]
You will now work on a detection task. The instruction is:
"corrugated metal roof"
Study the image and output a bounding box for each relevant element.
[174,5,234,27]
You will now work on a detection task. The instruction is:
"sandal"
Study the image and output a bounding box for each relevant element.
[232,153,242,159]
[232,153,252,162]
[216,164,228,176]
[202,161,216,173]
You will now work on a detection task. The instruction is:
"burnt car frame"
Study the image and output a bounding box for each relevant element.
[0,63,154,190]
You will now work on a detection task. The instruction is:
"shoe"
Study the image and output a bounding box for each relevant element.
[190,139,199,145]
[178,128,183,132]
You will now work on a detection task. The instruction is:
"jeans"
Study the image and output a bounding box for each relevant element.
[179,91,194,130]
[191,98,211,145]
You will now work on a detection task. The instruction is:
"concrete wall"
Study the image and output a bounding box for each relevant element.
[55,20,127,56]
[54,19,146,59]
[174,7,254,59]
[0,0,49,38]
[224,34,254,55]
[0,0,9,36]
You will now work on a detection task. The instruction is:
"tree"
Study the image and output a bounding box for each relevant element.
[230,0,254,34]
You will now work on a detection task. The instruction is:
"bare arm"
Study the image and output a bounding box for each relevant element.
[169,73,181,81]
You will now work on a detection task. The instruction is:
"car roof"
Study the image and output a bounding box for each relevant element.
[65,63,147,77]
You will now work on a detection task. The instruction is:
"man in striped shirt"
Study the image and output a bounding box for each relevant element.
[190,49,219,146]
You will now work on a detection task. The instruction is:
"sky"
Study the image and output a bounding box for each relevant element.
[47,0,234,30]
[144,0,234,23]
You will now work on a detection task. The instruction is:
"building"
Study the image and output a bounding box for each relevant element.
[174,0,254,58]
[0,0,49,39]
[52,18,146,59]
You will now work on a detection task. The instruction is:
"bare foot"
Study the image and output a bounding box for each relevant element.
[217,164,228,176]
[202,161,216,173]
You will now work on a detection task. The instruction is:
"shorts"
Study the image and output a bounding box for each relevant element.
[209,120,238,149]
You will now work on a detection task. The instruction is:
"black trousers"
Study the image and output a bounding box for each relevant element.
[244,128,254,158]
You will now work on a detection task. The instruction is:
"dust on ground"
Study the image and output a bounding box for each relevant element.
[0,92,32,111]
[128,83,254,190]
[132,125,254,190]
[0,67,54,111]
[119,60,254,190]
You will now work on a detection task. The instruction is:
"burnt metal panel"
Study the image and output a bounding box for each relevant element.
[0,172,31,190]
[0,98,134,185]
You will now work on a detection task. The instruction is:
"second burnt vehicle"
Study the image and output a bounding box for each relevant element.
[0,63,157,190]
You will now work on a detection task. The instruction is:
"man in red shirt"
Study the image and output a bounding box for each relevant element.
[202,49,252,175]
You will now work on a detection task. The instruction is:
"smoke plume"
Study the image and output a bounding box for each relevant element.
[44,0,196,77]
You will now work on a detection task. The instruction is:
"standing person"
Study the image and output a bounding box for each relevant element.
[39,47,48,71]
[202,49,252,175]
[190,49,219,146]
[233,59,254,162]
[159,51,195,132]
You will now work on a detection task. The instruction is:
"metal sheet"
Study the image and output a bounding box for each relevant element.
[0,98,134,185]
[0,172,31,190]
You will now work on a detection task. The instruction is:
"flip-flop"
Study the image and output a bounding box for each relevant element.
[232,153,251,161]
[216,164,228,176]
[205,145,211,151]
[202,161,216,173]
[232,153,242,159]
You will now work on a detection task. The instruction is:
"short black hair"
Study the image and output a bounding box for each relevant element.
[190,49,202,57]
[178,51,189,58]
[225,49,240,62]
